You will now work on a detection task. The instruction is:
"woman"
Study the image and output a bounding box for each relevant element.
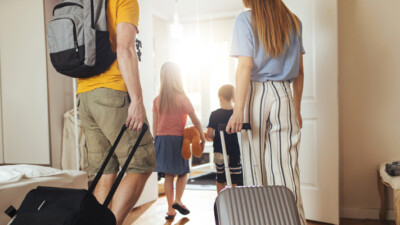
[226,0,306,224]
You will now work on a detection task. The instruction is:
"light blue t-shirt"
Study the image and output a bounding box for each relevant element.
[231,11,305,82]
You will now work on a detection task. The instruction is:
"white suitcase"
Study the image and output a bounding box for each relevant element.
[214,123,301,225]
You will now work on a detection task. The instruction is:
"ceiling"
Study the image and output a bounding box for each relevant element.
[151,0,245,22]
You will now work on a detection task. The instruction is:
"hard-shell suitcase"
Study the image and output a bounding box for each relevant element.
[214,123,301,225]
[4,124,148,225]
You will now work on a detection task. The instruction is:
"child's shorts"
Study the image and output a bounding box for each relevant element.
[214,153,243,185]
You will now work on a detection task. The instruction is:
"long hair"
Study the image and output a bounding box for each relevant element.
[158,62,186,114]
[242,0,301,58]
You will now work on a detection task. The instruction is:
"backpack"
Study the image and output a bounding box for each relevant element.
[47,0,116,78]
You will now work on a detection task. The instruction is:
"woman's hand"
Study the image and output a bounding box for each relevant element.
[293,54,304,129]
[297,111,303,129]
[226,110,244,134]
[226,56,252,134]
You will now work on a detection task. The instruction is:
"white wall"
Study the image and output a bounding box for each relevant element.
[138,0,156,126]
[0,0,50,164]
[0,55,3,164]
[339,0,400,220]
[135,0,158,206]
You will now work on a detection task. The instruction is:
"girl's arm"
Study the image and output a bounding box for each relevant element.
[152,111,158,137]
[226,56,253,134]
[188,112,206,150]
[206,128,215,141]
[293,54,304,128]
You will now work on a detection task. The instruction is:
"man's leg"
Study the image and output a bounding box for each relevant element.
[78,91,120,206]
[84,89,156,224]
[111,172,152,225]
[94,173,118,206]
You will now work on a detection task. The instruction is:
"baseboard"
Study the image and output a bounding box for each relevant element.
[340,207,395,221]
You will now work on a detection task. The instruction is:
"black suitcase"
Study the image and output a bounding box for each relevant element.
[214,123,301,225]
[4,124,148,225]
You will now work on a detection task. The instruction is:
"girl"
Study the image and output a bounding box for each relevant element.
[153,62,205,220]
[226,0,306,224]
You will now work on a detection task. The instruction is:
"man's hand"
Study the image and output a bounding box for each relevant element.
[126,98,145,130]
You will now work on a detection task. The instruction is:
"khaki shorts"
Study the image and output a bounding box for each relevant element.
[78,88,156,175]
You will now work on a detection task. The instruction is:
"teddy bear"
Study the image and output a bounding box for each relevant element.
[182,126,203,160]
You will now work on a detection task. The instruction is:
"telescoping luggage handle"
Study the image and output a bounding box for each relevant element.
[88,123,148,207]
[218,123,261,187]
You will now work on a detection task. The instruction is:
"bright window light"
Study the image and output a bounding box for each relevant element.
[171,25,235,126]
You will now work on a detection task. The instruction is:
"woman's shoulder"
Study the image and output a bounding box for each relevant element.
[235,10,251,22]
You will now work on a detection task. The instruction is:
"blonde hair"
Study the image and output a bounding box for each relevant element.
[242,0,301,58]
[158,62,186,114]
[218,84,235,101]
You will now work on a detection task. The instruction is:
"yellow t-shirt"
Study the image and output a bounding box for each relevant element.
[77,0,140,94]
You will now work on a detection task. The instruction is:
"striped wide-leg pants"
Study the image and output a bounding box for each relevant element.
[241,81,306,225]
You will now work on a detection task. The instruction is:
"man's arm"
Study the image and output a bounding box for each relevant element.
[152,110,158,136]
[293,54,304,128]
[116,23,145,130]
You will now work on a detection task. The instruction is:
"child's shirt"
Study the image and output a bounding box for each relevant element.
[207,109,240,155]
[153,94,194,136]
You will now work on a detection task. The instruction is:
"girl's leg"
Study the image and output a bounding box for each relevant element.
[164,173,176,215]
[174,173,188,205]
[264,81,306,225]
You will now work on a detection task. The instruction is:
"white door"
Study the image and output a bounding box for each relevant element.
[284,0,339,224]
[0,0,50,165]
[0,53,3,164]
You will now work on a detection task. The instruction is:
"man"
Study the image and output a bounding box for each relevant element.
[77,1,155,225]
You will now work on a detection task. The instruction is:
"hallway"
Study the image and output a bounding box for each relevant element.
[124,190,395,225]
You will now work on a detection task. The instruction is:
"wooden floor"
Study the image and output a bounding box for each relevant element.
[123,190,395,225]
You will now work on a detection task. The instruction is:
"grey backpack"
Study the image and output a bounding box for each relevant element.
[47,0,116,78]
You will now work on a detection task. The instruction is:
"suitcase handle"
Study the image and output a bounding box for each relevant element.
[88,123,148,207]
[218,123,251,132]
[218,123,251,187]
[103,123,148,207]
[88,125,128,193]
[218,122,261,187]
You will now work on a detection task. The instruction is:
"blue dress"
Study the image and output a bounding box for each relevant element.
[154,135,190,175]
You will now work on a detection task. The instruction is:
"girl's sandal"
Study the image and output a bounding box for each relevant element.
[165,213,176,220]
[172,203,190,215]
